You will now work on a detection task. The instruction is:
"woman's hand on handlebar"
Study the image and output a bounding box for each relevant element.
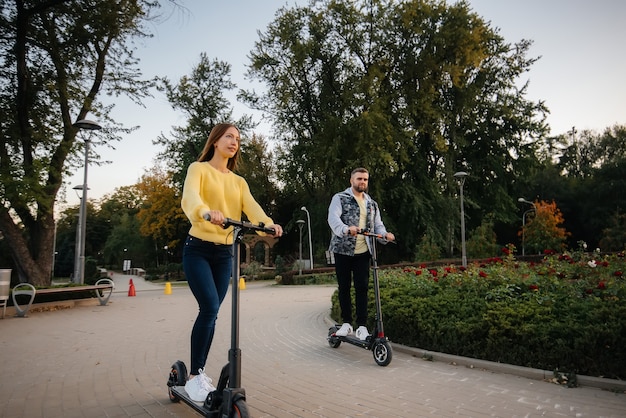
[202,210,225,225]
[266,224,283,238]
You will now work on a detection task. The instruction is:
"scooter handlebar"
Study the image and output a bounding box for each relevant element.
[356,229,396,244]
[203,212,276,235]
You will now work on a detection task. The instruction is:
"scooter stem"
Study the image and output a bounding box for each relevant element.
[229,226,243,389]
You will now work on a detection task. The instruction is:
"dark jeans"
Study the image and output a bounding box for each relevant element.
[183,235,232,374]
[334,252,371,326]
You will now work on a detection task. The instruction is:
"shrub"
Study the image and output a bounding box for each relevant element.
[331,249,626,379]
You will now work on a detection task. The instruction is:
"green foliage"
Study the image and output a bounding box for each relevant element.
[331,250,626,379]
[278,271,337,285]
[154,52,255,188]
[416,233,442,262]
[274,255,287,275]
[466,216,499,259]
[0,0,159,286]
[242,261,263,279]
[245,0,547,261]
[599,211,626,252]
[84,258,100,285]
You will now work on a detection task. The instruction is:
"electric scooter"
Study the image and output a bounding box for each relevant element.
[167,216,276,417]
[327,229,394,366]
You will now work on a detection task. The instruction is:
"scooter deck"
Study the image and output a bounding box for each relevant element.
[169,385,218,417]
[336,334,371,348]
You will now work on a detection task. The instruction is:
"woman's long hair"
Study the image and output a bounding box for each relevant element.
[197,123,241,171]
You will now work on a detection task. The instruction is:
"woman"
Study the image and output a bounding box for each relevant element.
[180,123,283,402]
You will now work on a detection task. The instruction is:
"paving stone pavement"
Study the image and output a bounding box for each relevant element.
[1,274,625,417]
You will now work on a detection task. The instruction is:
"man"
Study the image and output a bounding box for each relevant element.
[327,168,395,340]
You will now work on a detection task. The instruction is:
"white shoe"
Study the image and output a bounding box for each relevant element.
[356,326,370,341]
[184,368,215,402]
[335,323,353,337]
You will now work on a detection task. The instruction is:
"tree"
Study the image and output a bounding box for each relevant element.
[0,0,158,286]
[599,211,626,252]
[236,134,280,217]
[98,185,144,267]
[154,52,255,188]
[522,200,569,254]
[53,199,112,278]
[244,0,547,261]
[134,166,187,257]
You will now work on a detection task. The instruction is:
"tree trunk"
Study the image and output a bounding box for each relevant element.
[0,210,53,287]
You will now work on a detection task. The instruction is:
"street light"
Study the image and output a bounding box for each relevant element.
[72,185,89,283]
[518,197,537,257]
[163,245,169,280]
[454,172,469,267]
[300,206,314,269]
[296,220,305,275]
[72,119,101,284]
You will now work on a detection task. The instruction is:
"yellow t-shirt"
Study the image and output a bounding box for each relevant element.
[181,162,273,245]
[354,195,368,254]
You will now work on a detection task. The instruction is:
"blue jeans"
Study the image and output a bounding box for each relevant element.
[183,235,232,374]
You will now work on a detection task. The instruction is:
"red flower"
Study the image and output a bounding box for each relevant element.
[429,269,438,277]
[529,284,539,291]
[502,247,510,255]
[598,281,606,290]
[479,271,488,278]
[414,270,422,276]
[614,271,623,277]
[419,263,427,269]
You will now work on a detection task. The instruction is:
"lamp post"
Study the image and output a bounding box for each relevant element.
[71,185,87,284]
[300,206,314,269]
[72,119,101,284]
[163,245,169,281]
[296,220,305,275]
[518,197,536,257]
[454,172,469,267]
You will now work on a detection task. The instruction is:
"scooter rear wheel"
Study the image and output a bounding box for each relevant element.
[327,326,341,348]
[373,340,392,366]
[231,398,249,417]
[167,360,188,402]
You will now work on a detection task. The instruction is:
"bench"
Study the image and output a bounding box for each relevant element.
[129,268,145,276]
[11,278,114,317]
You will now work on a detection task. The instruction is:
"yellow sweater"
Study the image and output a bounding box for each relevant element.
[181,161,273,245]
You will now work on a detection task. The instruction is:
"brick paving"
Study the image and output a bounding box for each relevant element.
[0,274,625,417]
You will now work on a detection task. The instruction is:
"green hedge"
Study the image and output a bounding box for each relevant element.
[331,250,626,380]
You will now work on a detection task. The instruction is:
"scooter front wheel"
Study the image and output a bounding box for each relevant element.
[231,398,249,417]
[373,340,393,366]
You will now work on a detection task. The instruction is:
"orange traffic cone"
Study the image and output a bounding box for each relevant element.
[128,278,136,297]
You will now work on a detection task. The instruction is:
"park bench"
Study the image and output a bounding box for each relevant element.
[10,278,114,318]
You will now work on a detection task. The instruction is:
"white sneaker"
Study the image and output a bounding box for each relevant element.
[335,323,353,337]
[356,326,370,341]
[184,368,215,402]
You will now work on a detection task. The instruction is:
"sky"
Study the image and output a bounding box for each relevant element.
[65,0,626,207]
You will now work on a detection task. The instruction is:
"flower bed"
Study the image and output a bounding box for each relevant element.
[331,247,626,380]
